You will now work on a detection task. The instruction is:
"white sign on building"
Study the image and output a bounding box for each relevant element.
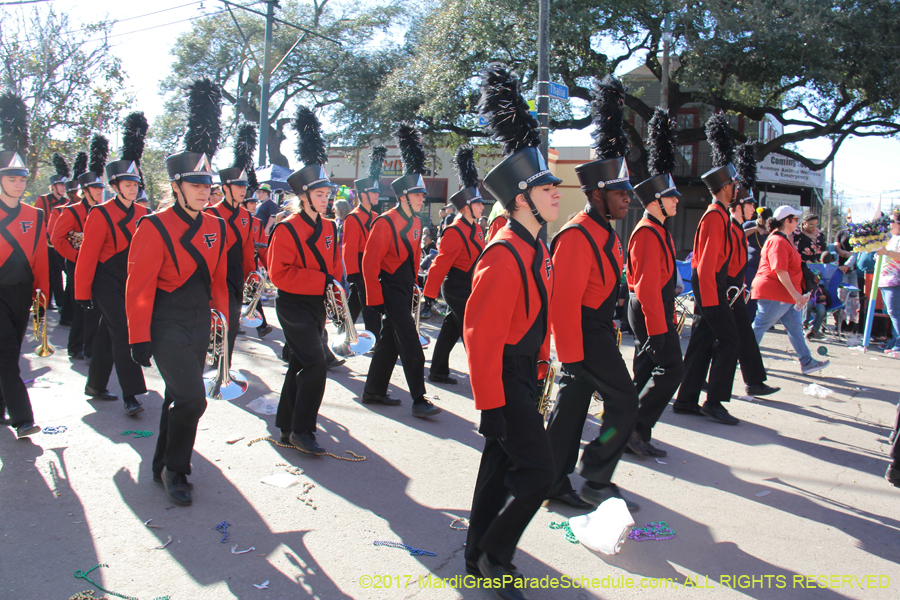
[757,153,826,189]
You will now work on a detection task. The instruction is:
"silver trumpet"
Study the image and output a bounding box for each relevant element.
[203,309,249,401]
[412,284,431,348]
[240,270,265,328]
[326,281,375,357]
[727,284,748,307]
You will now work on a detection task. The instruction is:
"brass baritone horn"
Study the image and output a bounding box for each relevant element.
[412,284,431,348]
[240,271,265,328]
[32,289,54,357]
[727,284,747,307]
[676,309,687,335]
[536,360,556,417]
[326,281,375,357]
[203,309,249,401]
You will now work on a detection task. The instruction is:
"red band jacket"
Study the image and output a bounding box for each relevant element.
[362,206,421,306]
[690,201,732,307]
[204,200,256,296]
[0,202,49,298]
[125,203,229,344]
[727,216,748,281]
[75,197,150,300]
[341,205,375,277]
[423,216,485,299]
[627,214,677,336]
[34,193,66,232]
[266,211,342,296]
[550,205,625,364]
[463,219,553,410]
[50,199,92,263]
[47,202,70,242]
[487,214,508,242]
[250,215,268,267]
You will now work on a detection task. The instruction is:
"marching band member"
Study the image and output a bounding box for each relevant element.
[34,153,69,311]
[125,78,229,506]
[267,106,342,454]
[75,113,150,417]
[347,146,385,339]
[0,92,49,437]
[673,113,741,424]
[463,65,559,598]
[486,200,508,242]
[51,153,87,327]
[361,123,440,418]
[242,191,273,338]
[627,108,683,458]
[204,124,256,361]
[422,145,485,385]
[52,136,109,368]
[545,75,641,511]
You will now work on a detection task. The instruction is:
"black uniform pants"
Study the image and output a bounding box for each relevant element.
[891,399,900,466]
[227,291,240,364]
[49,247,66,311]
[348,275,381,341]
[275,293,328,434]
[546,326,639,494]
[151,305,210,476]
[66,260,100,357]
[60,257,74,324]
[676,278,740,408]
[429,277,469,377]
[465,354,555,570]
[730,294,767,386]
[364,279,426,400]
[628,297,684,441]
[88,271,147,398]
[0,282,35,425]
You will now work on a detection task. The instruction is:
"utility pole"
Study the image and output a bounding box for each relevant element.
[828,153,835,242]
[660,12,672,111]
[537,0,550,161]
[258,0,276,166]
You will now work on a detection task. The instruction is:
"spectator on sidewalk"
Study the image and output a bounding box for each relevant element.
[875,212,900,357]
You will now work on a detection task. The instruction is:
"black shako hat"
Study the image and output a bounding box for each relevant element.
[78,134,109,188]
[50,153,70,185]
[166,78,222,185]
[733,141,758,205]
[107,111,148,185]
[0,92,29,178]
[354,145,386,197]
[634,107,680,206]
[448,145,484,210]
[287,106,332,195]
[576,75,633,193]
[67,152,87,192]
[701,112,736,194]
[391,123,428,198]
[220,123,257,187]
[478,64,561,207]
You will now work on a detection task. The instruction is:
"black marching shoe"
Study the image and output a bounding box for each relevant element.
[257,325,273,338]
[887,464,900,488]
[428,372,458,385]
[69,351,84,360]
[547,490,592,509]
[153,471,193,489]
[700,402,740,425]
[16,422,41,438]
[672,402,704,415]
[161,467,192,505]
[745,383,780,397]
[280,430,291,444]
[289,431,325,455]
[477,553,526,600]
[85,385,117,401]
[124,397,144,417]
[625,431,668,457]
[412,399,441,418]
[361,391,401,406]
[580,482,640,512]
[327,356,346,370]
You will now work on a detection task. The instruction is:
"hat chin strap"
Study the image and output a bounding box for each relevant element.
[305,192,324,216]
[523,189,547,226]
[656,197,669,218]
[175,181,200,215]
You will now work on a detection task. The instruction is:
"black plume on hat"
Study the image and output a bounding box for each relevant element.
[395,122,427,175]
[0,91,28,155]
[121,112,149,163]
[477,63,541,156]
[72,152,88,179]
[293,106,328,167]
[52,153,70,178]
[648,107,677,176]
[736,141,757,190]
[706,112,734,168]
[454,145,479,189]
[233,123,257,170]
[184,78,222,157]
[368,145,387,180]
[590,75,629,161]
[89,134,109,178]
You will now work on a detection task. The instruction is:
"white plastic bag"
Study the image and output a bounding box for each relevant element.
[246,393,279,415]
[802,383,833,398]
[568,498,635,555]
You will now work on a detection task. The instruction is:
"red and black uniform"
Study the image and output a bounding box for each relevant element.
[75,197,149,401]
[247,214,270,333]
[51,198,101,358]
[34,192,67,310]
[487,214,507,242]
[341,204,380,337]
[626,212,684,442]
[362,206,426,400]
[675,200,740,410]
[266,211,341,436]
[126,202,229,477]
[0,202,49,427]
[48,199,77,325]
[422,215,485,378]
[546,204,638,496]
[463,218,555,572]
[204,200,255,362]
